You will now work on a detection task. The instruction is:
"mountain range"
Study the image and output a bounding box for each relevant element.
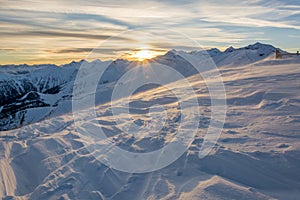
[0,42,284,131]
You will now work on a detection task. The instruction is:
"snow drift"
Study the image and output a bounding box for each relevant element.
[0,43,299,200]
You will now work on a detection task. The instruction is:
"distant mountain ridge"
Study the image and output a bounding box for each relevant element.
[0,43,287,130]
[0,42,284,68]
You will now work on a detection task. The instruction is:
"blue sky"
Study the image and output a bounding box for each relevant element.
[0,0,299,64]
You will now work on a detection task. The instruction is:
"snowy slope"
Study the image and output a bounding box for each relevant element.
[0,43,285,131]
[214,43,281,67]
[0,43,299,199]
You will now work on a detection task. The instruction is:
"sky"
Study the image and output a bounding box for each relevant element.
[0,0,299,64]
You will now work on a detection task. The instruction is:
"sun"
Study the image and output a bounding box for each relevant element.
[130,50,156,61]
[122,49,166,61]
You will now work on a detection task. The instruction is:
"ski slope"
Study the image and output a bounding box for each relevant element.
[0,43,300,199]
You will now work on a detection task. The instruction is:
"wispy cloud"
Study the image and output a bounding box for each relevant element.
[0,30,133,41]
[0,0,299,64]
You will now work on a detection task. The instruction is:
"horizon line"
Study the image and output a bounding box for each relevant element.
[0,42,298,66]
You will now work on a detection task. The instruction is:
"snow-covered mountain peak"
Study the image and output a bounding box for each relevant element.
[225,46,236,53]
[223,42,282,54]
[207,48,222,56]
[169,48,179,54]
[164,48,222,59]
[243,42,276,51]
[72,59,89,65]
[91,59,103,64]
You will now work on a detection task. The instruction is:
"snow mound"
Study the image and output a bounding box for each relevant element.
[179,176,271,200]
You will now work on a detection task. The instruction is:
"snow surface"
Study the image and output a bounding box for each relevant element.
[0,43,300,199]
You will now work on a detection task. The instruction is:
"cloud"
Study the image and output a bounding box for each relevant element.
[0,8,129,32]
[0,30,133,41]
[0,0,299,64]
[0,48,17,52]
[52,47,138,54]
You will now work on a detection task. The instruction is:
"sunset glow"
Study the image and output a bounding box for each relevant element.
[130,50,157,61]
[134,50,154,61]
[0,0,299,64]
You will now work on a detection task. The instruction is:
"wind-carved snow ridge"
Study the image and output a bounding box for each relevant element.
[0,43,300,199]
[71,54,210,173]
